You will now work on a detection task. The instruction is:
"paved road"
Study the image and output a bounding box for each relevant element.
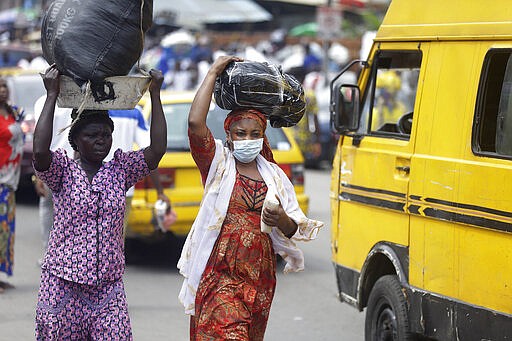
[0,169,365,340]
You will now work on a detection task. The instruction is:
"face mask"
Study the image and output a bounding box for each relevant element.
[232,138,263,163]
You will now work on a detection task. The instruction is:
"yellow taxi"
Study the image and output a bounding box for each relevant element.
[126,91,309,239]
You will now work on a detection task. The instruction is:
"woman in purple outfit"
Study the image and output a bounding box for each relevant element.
[32,64,167,340]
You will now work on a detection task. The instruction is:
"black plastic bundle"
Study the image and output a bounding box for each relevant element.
[41,0,153,86]
[214,61,306,128]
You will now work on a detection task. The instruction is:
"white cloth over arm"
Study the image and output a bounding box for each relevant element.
[177,139,323,315]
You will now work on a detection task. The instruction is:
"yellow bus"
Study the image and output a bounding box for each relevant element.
[330,0,512,339]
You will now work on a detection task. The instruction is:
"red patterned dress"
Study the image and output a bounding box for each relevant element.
[189,128,276,341]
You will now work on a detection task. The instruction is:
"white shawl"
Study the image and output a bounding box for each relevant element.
[177,139,323,315]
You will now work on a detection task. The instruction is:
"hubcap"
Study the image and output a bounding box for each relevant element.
[376,307,397,341]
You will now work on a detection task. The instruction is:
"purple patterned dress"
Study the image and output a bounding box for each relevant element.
[34,148,149,340]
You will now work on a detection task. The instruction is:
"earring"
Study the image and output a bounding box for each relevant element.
[225,138,233,150]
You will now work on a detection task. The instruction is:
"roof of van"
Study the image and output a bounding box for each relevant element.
[376,0,512,41]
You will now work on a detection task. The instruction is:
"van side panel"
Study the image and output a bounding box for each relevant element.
[330,136,342,262]
[409,40,512,316]
[377,0,512,41]
[331,0,512,338]
[334,138,410,270]
[408,41,476,298]
[454,42,512,314]
[333,42,428,295]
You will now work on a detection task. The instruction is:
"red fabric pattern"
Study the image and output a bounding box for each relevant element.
[188,128,216,184]
[189,129,277,341]
[0,115,18,170]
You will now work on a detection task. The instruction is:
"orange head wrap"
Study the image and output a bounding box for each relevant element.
[224,109,276,163]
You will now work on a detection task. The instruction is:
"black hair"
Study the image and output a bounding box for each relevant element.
[68,109,114,151]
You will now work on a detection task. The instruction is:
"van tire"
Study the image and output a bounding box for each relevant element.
[365,275,412,341]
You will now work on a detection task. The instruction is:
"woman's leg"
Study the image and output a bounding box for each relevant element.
[35,271,89,340]
[90,279,132,340]
[194,280,252,340]
[0,185,15,279]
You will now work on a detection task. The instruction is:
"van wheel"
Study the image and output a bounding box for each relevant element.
[365,275,412,341]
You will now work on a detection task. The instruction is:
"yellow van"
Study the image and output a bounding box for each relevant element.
[126,91,308,238]
[330,0,512,339]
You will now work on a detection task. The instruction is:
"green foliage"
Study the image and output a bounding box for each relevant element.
[341,9,384,38]
[361,10,383,31]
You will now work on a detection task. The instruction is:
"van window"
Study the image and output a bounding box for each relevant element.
[359,50,422,138]
[474,50,512,158]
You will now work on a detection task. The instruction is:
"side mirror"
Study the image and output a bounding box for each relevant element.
[331,83,360,134]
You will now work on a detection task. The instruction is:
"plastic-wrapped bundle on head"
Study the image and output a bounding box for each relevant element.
[214,61,306,128]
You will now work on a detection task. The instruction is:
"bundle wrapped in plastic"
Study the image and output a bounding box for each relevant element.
[214,61,306,128]
[41,0,153,86]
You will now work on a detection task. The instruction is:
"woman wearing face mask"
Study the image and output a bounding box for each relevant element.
[178,55,323,340]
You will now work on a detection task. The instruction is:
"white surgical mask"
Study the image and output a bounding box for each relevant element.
[232,138,263,163]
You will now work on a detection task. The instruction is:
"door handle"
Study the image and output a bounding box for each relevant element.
[395,166,410,174]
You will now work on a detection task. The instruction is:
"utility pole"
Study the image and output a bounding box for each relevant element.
[319,0,341,86]
[323,0,332,86]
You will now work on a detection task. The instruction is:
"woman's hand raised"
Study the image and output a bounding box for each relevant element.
[149,69,164,94]
[42,64,60,98]
[208,55,243,78]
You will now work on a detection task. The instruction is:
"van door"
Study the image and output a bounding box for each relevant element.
[333,44,428,299]
[460,46,512,316]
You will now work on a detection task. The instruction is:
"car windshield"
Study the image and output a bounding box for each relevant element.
[163,102,291,151]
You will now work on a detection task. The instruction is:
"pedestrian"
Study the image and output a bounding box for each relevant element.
[373,70,406,129]
[32,64,167,339]
[0,77,24,293]
[32,96,74,265]
[288,67,322,168]
[32,102,169,264]
[178,55,323,340]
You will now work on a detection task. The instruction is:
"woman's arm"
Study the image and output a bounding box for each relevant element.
[188,55,242,137]
[144,69,167,170]
[33,65,60,172]
[262,196,298,238]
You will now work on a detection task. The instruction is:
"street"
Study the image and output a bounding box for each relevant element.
[0,169,365,340]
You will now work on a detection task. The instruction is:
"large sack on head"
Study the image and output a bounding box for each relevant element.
[214,61,306,128]
[41,0,153,86]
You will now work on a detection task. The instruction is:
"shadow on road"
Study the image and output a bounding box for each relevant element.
[15,186,38,205]
[125,234,185,271]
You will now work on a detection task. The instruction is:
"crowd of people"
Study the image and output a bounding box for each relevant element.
[10,28,351,169]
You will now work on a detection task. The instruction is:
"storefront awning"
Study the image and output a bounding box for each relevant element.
[260,0,327,5]
[153,0,272,28]
[260,0,389,6]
